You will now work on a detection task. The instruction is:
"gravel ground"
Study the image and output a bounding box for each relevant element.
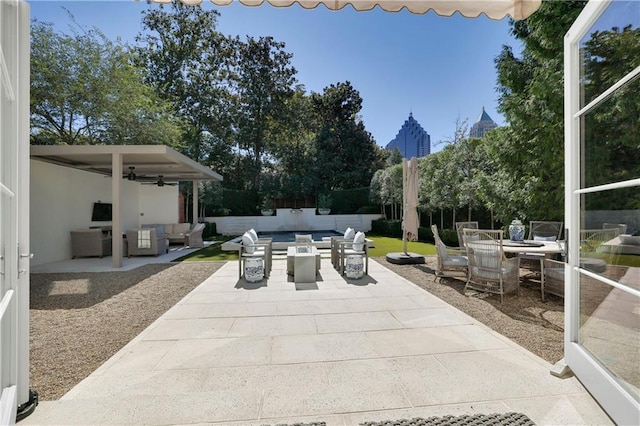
[30,261,224,400]
[29,257,565,401]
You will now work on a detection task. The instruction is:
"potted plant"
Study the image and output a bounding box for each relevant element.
[260,197,274,216]
[317,193,332,215]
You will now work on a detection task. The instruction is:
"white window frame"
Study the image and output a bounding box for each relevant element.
[564,1,640,424]
[0,0,30,424]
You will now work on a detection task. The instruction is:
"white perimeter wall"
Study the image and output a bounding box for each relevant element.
[208,208,382,236]
[30,160,178,266]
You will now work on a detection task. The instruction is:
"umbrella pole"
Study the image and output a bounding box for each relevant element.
[402,159,408,255]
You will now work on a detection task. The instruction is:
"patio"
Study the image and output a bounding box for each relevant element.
[22,257,612,425]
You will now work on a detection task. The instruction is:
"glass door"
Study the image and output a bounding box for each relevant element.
[564,1,640,424]
[0,0,18,422]
[0,0,30,423]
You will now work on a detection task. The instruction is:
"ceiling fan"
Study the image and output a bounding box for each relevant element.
[141,175,178,187]
[124,166,136,181]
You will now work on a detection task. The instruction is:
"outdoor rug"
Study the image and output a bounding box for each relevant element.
[359,412,535,426]
[266,412,535,426]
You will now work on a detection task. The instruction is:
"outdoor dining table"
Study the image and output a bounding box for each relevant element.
[501,240,566,291]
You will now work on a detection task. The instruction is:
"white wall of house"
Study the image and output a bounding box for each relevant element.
[30,160,179,266]
[138,184,179,225]
[208,208,382,236]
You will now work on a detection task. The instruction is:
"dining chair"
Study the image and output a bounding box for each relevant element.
[455,221,479,249]
[463,229,520,304]
[527,221,564,241]
[432,225,468,280]
[602,222,627,236]
[520,221,564,279]
[543,258,565,300]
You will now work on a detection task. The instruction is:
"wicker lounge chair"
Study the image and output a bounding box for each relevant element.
[70,228,112,258]
[464,229,520,304]
[432,225,468,280]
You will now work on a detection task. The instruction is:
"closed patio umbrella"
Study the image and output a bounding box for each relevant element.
[402,157,419,253]
[387,157,424,264]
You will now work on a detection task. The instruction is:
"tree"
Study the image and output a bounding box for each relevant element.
[369,169,386,217]
[311,81,387,193]
[419,147,461,229]
[581,25,640,210]
[30,19,181,146]
[269,86,318,201]
[387,147,403,166]
[492,0,587,222]
[135,0,236,171]
[231,35,298,191]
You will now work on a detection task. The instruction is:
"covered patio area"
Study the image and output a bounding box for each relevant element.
[30,145,222,269]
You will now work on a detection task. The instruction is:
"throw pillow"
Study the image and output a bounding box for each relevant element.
[533,235,556,241]
[248,228,259,243]
[344,227,355,239]
[242,232,255,254]
[353,231,365,251]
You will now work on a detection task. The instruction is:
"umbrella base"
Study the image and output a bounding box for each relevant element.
[386,252,425,265]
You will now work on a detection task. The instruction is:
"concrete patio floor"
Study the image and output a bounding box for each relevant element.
[23,258,613,425]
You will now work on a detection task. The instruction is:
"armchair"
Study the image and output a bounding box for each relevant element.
[185,223,205,248]
[126,228,168,257]
[464,229,520,304]
[330,227,356,267]
[239,230,272,279]
[337,231,369,276]
[455,221,479,249]
[71,228,112,258]
[432,225,467,280]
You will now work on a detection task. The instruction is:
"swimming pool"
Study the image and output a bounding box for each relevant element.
[258,230,342,243]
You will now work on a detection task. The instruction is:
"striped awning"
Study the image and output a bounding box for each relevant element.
[151,0,542,20]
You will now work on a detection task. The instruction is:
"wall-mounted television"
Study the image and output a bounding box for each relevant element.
[91,202,112,222]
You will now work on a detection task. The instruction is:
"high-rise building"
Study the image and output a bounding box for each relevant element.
[469,107,498,138]
[385,113,431,158]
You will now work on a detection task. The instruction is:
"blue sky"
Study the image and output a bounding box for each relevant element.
[28,0,521,151]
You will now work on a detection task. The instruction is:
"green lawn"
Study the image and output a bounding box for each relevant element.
[366,234,436,257]
[175,235,436,262]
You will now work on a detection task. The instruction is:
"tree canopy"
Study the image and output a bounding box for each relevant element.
[30,19,181,146]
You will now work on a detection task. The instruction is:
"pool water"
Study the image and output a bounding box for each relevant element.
[258,230,342,243]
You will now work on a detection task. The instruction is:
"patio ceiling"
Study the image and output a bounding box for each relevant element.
[30,145,222,183]
[159,0,542,20]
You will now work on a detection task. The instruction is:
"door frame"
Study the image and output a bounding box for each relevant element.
[0,0,31,424]
[564,1,640,424]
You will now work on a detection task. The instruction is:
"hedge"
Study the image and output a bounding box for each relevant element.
[222,189,259,216]
[372,220,458,247]
[331,187,376,214]
[203,222,217,239]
